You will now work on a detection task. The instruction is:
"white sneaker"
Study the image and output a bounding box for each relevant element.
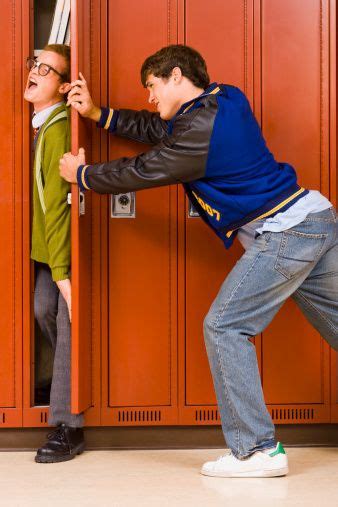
[201,442,288,478]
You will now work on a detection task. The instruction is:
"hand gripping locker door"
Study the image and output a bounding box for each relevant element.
[0,0,24,428]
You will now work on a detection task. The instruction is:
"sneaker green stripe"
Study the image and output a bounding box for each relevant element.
[269,442,286,457]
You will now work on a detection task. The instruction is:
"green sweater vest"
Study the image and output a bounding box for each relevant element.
[31,104,71,281]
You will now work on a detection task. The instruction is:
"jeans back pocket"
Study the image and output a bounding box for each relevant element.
[274,230,328,279]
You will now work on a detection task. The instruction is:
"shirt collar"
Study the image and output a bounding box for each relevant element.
[202,82,220,95]
[32,101,64,129]
[175,82,221,118]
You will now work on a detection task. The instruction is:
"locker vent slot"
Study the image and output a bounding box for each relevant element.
[118,410,162,423]
[40,411,48,424]
[271,408,315,421]
[1,412,5,424]
[195,409,220,422]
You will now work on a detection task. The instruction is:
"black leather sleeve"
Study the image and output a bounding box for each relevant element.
[85,101,217,195]
[115,109,169,145]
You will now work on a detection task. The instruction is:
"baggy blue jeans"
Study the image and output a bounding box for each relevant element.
[203,208,338,459]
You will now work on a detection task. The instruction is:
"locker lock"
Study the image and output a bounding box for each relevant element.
[111,192,136,218]
[118,194,130,207]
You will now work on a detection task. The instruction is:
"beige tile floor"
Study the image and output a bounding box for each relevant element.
[0,447,337,506]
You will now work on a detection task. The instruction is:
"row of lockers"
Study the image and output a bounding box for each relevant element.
[0,0,337,428]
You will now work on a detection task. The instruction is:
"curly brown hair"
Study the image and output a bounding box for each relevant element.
[141,45,210,89]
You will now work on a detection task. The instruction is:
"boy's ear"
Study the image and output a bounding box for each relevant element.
[171,66,183,82]
[59,82,71,95]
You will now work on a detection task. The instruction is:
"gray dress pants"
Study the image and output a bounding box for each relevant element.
[34,262,84,428]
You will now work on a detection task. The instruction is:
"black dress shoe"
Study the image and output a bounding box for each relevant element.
[35,423,85,463]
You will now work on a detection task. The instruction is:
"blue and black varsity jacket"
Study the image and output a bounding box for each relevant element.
[77,83,308,248]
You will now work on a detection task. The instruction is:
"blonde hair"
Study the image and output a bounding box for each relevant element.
[43,44,70,82]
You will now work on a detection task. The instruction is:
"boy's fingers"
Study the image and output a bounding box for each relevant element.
[70,102,81,110]
[67,94,80,105]
[68,86,83,97]
[79,72,87,83]
[67,96,80,105]
[66,89,79,101]
[78,147,85,156]
[70,79,86,88]
[67,96,82,107]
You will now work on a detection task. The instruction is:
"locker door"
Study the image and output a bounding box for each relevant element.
[331,0,338,422]
[0,0,24,427]
[101,0,178,426]
[258,0,334,423]
[180,0,335,426]
[70,0,93,415]
[22,0,100,427]
[178,0,255,425]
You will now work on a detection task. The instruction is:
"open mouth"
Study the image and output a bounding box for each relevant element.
[28,78,38,90]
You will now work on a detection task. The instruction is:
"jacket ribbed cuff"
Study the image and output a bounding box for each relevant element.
[52,267,69,282]
[77,164,91,192]
[97,107,119,132]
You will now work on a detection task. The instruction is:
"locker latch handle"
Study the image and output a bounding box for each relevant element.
[67,192,85,216]
[79,191,85,216]
[188,200,199,218]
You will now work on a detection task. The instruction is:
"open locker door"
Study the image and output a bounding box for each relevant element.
[70,0,93,414]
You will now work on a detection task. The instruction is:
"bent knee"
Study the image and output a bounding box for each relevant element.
[203,310,220,342]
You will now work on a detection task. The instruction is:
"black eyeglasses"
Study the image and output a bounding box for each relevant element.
[26,57,66,80]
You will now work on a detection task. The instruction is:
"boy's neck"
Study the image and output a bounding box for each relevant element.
[177,85,205,111]
[34,98,64,114]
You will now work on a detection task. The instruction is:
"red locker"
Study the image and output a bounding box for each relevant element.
[0,0,336,432]
[101,0,179,426]
[178,0,255,425]
[22,0,101,427]
[0,0,24,427]
[260,0,334,423]
[178,0,336,425]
